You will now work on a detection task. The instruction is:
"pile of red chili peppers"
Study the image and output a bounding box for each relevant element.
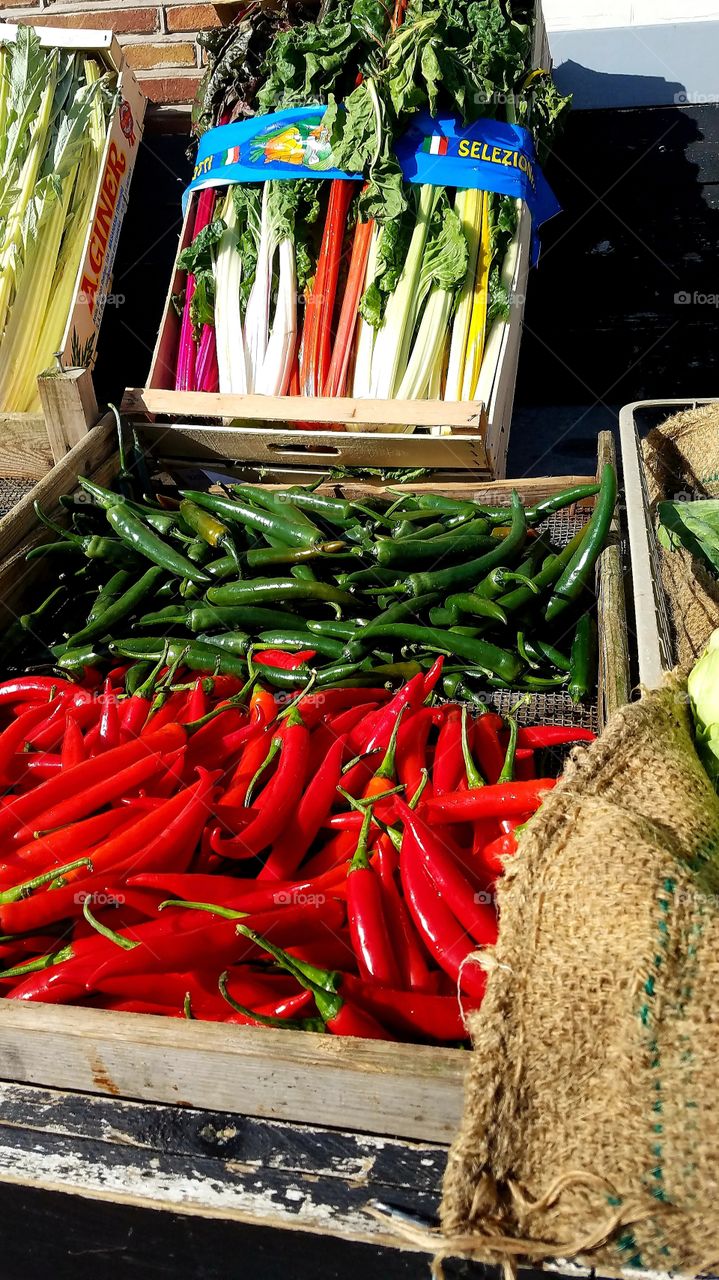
[0,657,593,1041]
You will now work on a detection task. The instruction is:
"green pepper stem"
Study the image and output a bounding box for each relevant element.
[245,737,282,806]
[461,706,485,789]
[235,923,339,995]
[159,899,248,920]
[0,944,73,980]
[498,716,519,784]
[0,858,92,905]
[374,705,406,782]
[217,972,324,1031]
[82,896,139,950]
[348,805,374,873]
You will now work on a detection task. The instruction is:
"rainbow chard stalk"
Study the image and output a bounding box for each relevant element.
[176,188,217,392]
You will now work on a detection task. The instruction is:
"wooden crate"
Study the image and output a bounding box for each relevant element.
[0,25,146,478]
[0,423,628,1139]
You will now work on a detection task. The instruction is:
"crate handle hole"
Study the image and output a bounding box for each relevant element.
[265,444,342,458]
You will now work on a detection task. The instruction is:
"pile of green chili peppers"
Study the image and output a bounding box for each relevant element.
[11,458,617,703]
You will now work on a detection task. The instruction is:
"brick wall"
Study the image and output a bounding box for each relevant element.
[0,0,241,106]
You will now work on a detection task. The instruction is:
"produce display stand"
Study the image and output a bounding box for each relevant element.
[619,397,717,687]
[0,25,146,480]
[0,421,628,1265]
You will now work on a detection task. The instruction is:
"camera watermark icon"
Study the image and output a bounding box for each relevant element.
[474,890,496,905]
[273,889,326,906]
[74,890,125,907]
[674,91,719,105]
[674,290,719,307]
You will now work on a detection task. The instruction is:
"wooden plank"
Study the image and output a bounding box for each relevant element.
[37,368,99,463]
[0,416,52,480]
[0,1083,445,1246]
[138,421,490,472]
[596,429,631,727]
[0,415,115,562]
[0,1002,467,1145]
[123,388,488,434]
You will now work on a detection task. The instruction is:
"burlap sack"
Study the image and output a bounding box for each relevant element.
[440,677,719,1277]
[643,404,719,669]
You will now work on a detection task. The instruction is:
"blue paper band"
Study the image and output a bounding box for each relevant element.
[185,106,560,262]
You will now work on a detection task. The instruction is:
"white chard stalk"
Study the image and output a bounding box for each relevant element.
[214,189,249,395]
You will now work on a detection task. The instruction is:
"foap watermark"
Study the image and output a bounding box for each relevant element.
[474,890,497,906]
[78,290,125,309]
[74,890,125,907]
[674,289,719,308]
[273,889,326,907]
[674,91,719,105]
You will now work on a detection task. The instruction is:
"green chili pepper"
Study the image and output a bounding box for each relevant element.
[474,566,540,599]
[204,554,239,579]
[197,632,251,656]
[188,605,307,633]
[524,482,601,526]
[56,644,107,670]
[207,578,356,611]
[407,492,527,597]
[444,594,508,625]
[345,591,440,660]
[314,660,366,686]
[373,523,494,568]
[257,631,345,660]
[442,673,488,710]
[429,606,455,626]
[179,498,230,549]
[110,637,247,677]
[306,619,364,639]
[532,638,572,672]
[183,490,320,549]
[343,624,521,684]
[245,541,346,570]
[498,525,588,614]
[252,660,312,689]
[393,520,446,541]
[77,479,177,535]
[125,661,153,695]
[86,570,135,624]
[281,488,354,526]
[62,566,165,650]
[336,566,406,589]
[544,465,617,622]
[568,614,597,703]
[106,507,209,585]
[137,605,191,628]
[19,585,65,630]
[412,494,479,517]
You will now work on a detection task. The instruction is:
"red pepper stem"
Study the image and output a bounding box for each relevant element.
[245,736,282,806]
[217,972,324,1031]
[133,646,170,700]
[461,707,485,789]
[184,671,256,732]
[374,703,406,782]
[409,769,429,808]
[183,992,194,1019]
[348,805,374,873]
[0,857,92,904]
[158,898,248,921]
[498,715,519,784]
[82,896,139,950]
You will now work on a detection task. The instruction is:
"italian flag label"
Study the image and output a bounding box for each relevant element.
[422,135,448,156]
[224,145,240,165]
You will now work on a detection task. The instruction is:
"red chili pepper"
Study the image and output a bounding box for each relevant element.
[395,706,433,801]
[234,923,393,1039]
[372,833,433,991]
[8,807,140,877]
[345,808,402,987]
[61,710,86,771]
[344,976,471,1041]
[0,677,86,707]
[422,655,445,697]
[16,755,63,783]
[472,712,505,784]
[297,688,389,729]
[481,830,518,873]
[185,678,209,723]
[0,702,60,786]
[346,671,427,758]
[254,649,317,670]
[96,679,120,752]
[0,725,186,844]
[96,967,298,1017]
[120,694,151,741]
[517,725,595,748]
[396,797,497,948]
[211,705,309,859]
[432,706,464,797]
[24,696,91,752]
[88,897,346,987]
[261,732,347,881]
[11,738,187,848]
[183,708,247,775]
[422,779,555,824]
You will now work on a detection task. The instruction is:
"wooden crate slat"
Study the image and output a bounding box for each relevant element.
[0,1002,466,1144]
[0,416,52,481]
